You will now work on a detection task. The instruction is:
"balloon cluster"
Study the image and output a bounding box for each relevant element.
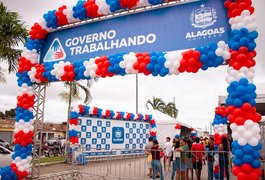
[231,141,262,174]
[83,57,98,78]
[83,0,101,18]
[228,103,261,125]
[229,10,257,32]
[0,166,18,180]
[105,0,121,13]
[28,64,48,83]
[17,93,35,110]
[14,131,34,147]
[18,57,36,74]
[29,23,48,40]
[229,47,256,70]
[120,0,138,9]
[226,66,255,84]
[68,105,157,144]
[231,120,260,146]
[212,106,228,145]
[12,145,32,161]
[15,107,34,122]
[175,123,181,138]
[147,52,169,77]
[190,130,197,137]
[224,0,261,178]
[9,0,234,179]
[229,28,258,51]
[226,78,257,107]
[95,56,114,78]
[224,0,254,18]
[196,42,230,70]
[73,1,87,20]
[164,51,181,75]
[43,10,58,29]
[25,38,44,52]
[178,50,202,73]
[51,61,75,81]
[119,52,138,74]
[108,53,126,76]
[55,5,68,26]
[133,53,151,75]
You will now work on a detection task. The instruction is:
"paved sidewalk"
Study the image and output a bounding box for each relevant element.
[38,160,237,180]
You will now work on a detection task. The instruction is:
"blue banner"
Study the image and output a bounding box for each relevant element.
[40,0,230,64]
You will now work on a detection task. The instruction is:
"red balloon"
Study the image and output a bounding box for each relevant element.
[237,172,248,180]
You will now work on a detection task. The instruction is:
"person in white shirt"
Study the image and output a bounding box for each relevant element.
[163,137,173,171]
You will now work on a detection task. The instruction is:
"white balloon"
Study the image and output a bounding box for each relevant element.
[241,10,250,17]
[244,120,254,128]
[249,137,259,146]
[237,125,246,133]
[232,132,239,139]
[230,123,236,131]
[243,130,252,140]
[238,137,247,146]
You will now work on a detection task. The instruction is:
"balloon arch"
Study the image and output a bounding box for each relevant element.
[0,0,262,179]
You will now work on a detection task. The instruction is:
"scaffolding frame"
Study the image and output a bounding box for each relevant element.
[30,83,47,179]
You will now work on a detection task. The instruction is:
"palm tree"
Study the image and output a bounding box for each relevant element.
[163,102,179,118]
[145,97,179,118]
[0,2,27,73]
[145,97,165,111]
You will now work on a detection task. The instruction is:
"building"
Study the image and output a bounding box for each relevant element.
[0,118,67,145]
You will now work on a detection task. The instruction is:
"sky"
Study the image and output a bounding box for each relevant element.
[0,0,264,131]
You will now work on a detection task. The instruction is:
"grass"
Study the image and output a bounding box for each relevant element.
[40,156,65,163]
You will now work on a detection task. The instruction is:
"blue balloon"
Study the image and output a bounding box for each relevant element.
[242,154,253,164]
[234,149,244,158]
[251,159,261,168]
[233,157,243,166]
[242,145,253,154]
[236,85,247,96]
[233,98,243,107]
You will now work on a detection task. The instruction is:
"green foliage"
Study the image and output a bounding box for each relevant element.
[0,2,27,74]
[145,97,178,118]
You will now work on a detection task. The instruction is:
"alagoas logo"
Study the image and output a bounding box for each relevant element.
[186,4,225,40]
[44,38,66,62]
[191,4,217,29]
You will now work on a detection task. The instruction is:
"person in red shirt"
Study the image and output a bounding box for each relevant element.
[191,137,205,180]
[151,140,164,180]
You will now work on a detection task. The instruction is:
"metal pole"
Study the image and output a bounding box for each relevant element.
[64,82,73,162]
[136,74,139,114]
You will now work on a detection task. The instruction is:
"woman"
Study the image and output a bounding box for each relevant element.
[218,136,230,180]
[171,139,180,180]
[151,140,164,180]
[172,139,188,180]
[191,137,205,180]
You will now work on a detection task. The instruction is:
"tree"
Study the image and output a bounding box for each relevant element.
[145,97,165,111]
[0,2,27,74]
[5,108,15,118]
[145,97,179,118]
[59,80,97,104]
[0,67,6,83]
[163,102,179,118]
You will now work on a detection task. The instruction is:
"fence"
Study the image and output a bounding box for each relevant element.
[70,146,237,180]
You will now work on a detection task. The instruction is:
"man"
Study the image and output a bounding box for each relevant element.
[163,137,173,171]
[145,137,154,177]
[207,137,215,180]
[191,137,205,180]
[151,140,164,180]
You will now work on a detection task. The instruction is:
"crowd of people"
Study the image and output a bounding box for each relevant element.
[145,136,231,180]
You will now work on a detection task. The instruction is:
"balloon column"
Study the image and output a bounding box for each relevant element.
[68,105,156,145]
[175,123,181,138]
[212,106,229,179]
[224,0,262,179]
[0,0,256,179]
[190,127,197,137]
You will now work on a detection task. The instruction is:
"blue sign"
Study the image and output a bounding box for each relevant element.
[112,127,124,144]
[40,0,230,64]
